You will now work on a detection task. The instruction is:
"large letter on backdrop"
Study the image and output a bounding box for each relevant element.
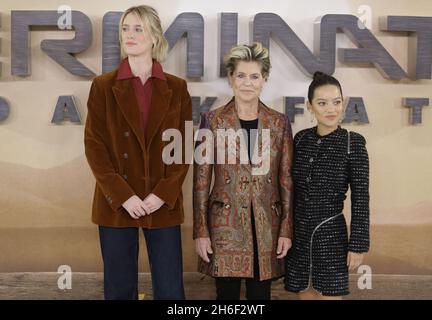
[11,10,94,77]
[253,13,407,80]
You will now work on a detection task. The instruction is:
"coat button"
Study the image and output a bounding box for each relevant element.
[123,153,128,159]
[309,157,314,163]
[225,178,231,184]
[317,139,322,144]
[267,176,272,183]
[224,204,231,209]
[124,131,130,137]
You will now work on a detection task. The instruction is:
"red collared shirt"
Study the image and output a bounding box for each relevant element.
[116,57,166,132]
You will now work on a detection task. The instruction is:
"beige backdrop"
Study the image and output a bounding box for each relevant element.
[0,0,431,276]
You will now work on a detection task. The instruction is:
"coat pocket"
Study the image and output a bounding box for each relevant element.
[209,200,225,214]
[271,200,282,217]
[209,200,230,228]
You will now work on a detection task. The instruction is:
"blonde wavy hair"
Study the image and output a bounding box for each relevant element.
[119,5,169,62]
[223,42,271,79]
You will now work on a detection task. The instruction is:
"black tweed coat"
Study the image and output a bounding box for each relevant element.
[284,126,369,296]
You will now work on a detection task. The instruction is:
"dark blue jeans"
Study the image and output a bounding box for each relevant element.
[99,225,185,300]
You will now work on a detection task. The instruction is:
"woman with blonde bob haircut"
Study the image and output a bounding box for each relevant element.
[193,43,294,300]
[118,5,169,61]
[84,5,192,300]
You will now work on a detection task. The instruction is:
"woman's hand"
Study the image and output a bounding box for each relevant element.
[122,195,150,219]
[277,237,292,259]
[143,193,165,213]
[347,251,364,270]
[195,237,213,263]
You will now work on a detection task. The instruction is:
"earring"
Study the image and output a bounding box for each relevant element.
[310,113,315,123]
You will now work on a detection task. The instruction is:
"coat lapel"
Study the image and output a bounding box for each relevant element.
[111,77,173,152]
[112,79,146,151]
[146,78,172,148]
[254,103,273,176]
[219,100,249,168]
[253,105,265,168]
[219,99,269,173]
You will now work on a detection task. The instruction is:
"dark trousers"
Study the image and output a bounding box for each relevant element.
[99,225,185,300]
[215,205,272,300]
[215,277,271,300]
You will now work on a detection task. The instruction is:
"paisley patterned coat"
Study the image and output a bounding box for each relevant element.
[193,98,294,280]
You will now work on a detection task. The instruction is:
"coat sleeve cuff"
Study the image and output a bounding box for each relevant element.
[151,182,179,210]
[104,176,136,212]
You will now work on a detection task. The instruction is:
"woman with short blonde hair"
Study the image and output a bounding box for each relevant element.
[193,43,293,300]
